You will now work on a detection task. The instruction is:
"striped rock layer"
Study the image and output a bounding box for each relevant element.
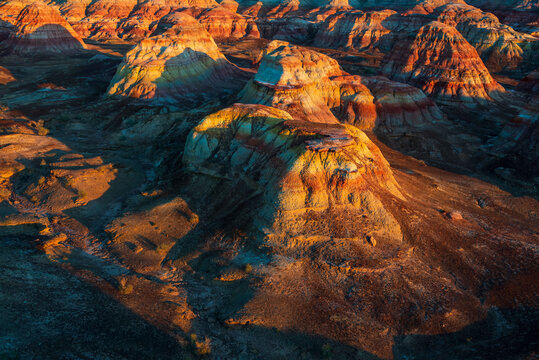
[107,13,249,104]
[381,21,506,105]
[6,1,86,55]
[183,103,402,240]
[361,76,445,135]
[239,40,443,132]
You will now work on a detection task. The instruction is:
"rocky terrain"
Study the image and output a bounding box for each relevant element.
[0,0,537,359]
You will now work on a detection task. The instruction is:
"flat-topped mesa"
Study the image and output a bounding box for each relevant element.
[381,21,506,106]
[182,103,402,241]
[107,13,249,104]
[6,2,86,55]
[238,40,377,128]
[152,12,204,35]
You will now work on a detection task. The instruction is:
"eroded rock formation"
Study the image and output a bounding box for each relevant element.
[107,13,249,104]
[183,103,403,241]
[381,21,506,105]
[238,40,378,127]
[6,1,86,55]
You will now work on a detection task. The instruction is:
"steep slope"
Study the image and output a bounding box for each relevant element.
[6,1,86,55]
[381,21,506,105]
[182,103,402,240]
[107,13,250,104]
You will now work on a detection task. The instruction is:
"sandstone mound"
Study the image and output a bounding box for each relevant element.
[107,13,249,104]
[238,40,378,127]
[362,76,445,135]
[6,2,86,55]
[433,3,538,73]
[381,21,506,105]
[183,103,402,240]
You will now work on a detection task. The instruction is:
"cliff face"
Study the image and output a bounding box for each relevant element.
[381,21,506,105]
[6,1,86,55]
[107,13,249,104]
[183,103,402,241]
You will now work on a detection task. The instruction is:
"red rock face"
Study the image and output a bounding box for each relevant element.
[85,0,137,20]
[193,6,259,40]
[381,21,506,105]
[313,9,397,51]
[6,1,86,55]
[0,0,34,25]
[115,0,183,40]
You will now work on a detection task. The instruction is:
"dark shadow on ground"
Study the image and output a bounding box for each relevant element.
[393,307,539,360]
[0,235,187,360]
